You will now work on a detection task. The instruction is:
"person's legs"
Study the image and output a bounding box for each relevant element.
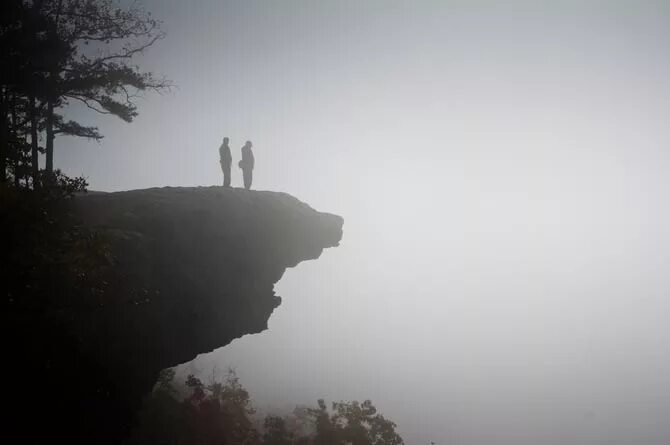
[224,162,226,187]
[223,163,231,187]
[243,169,252,190]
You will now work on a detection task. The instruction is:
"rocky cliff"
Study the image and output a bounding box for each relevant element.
[7,187,342,444]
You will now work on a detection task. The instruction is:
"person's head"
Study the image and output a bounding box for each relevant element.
[223,137,229,144]
[245,140,252,148]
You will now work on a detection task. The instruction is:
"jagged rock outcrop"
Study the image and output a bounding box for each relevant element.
[8,187,342,444]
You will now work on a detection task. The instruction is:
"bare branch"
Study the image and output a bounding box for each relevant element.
[65,94,112,115]
[90,32,164,68]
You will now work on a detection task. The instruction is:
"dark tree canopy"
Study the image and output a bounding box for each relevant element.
[129,370,405,445]
[0,0,169,186]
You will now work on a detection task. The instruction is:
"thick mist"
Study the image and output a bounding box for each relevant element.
[58,1,670,444]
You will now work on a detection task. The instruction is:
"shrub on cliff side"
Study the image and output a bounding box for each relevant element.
[130,369,404,445]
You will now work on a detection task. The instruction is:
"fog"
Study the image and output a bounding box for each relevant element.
[58,1,670,443]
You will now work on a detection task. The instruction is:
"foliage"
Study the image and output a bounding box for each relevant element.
[0,176,120,314]
[129,370,404,445]
[48,169,89,197]
[3,178,124,443]
[0,0,169,184]
[129,369,260,445]
[263,416,295,445]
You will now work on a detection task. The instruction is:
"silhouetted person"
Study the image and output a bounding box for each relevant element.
[219,137,232,187]
[238,140,255,190]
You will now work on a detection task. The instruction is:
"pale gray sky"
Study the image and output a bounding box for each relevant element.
[59,1,670,444]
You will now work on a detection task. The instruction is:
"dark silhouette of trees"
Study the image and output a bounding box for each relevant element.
[129,369,261,445]
[0,0,41,185]
[304,399,404,445]
[0,0,169,187]
[129,369,405,445]
[263,416,295,445]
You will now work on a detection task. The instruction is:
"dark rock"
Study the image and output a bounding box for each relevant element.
[8,186,342,444]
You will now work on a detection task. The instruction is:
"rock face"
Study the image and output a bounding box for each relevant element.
[13,187,342,444]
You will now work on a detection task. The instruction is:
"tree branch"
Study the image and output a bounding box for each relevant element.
[65,94,112,115]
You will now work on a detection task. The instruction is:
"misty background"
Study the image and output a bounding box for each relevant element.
[57,1,670,444]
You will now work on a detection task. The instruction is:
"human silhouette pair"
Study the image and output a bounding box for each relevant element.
[219,138,254,190]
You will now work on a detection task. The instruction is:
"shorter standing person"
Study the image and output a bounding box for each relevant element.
[238,140,255,190]
[219,137,232,187]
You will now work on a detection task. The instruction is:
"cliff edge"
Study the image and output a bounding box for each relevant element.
[8,186,343,444]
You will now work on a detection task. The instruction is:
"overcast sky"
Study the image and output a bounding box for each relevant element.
[59,1,670,444]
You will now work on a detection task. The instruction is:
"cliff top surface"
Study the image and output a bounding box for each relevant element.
[74,186,343,271]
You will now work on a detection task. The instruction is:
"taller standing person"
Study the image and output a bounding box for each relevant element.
[219,137,232,187]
